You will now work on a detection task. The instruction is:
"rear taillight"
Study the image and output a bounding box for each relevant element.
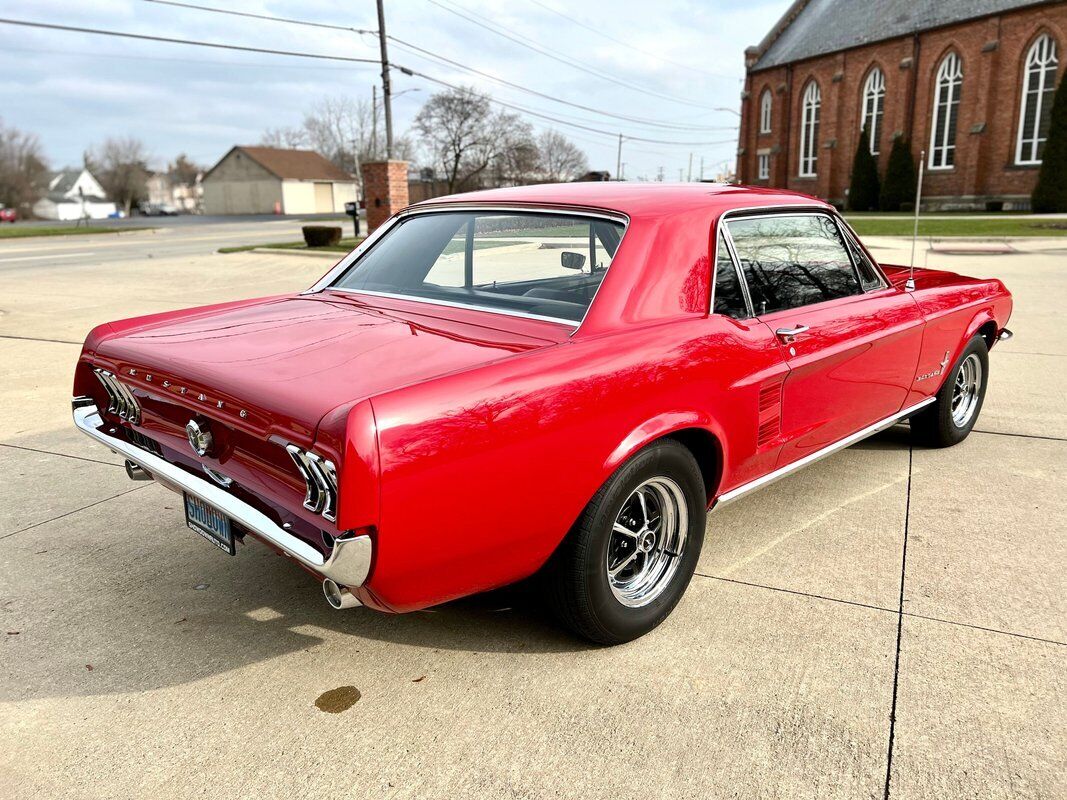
[286,445,339,522]
[94,368,142,425]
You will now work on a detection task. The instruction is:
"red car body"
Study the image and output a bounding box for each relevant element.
[73,184,1012,616]
[0,206,16,223]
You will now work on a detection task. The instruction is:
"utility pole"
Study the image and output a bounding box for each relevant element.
[621,162,626,181]
[371,84,379,157]
[687,152,693,182]
[699,156,704,181]
[376,0,394,159]
[616,133,623,181]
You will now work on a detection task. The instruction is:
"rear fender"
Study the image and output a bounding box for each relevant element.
[603,411,727,504]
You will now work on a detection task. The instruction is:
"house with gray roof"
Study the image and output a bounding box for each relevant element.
[33,169,117,221]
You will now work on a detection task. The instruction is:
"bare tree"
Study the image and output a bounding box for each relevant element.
[260,126,306,149]
[414,87,536,193]
[538,130,588,183]
[0,118,49,214]
[86,137,150,216]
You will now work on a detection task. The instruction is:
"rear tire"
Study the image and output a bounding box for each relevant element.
[910,335,988,448]
[543,439,706,645]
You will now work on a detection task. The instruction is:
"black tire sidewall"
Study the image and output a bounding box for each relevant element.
[582,442,706,642]
[935,335,989,444]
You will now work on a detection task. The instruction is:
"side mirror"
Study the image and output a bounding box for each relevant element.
[560,251,586,270]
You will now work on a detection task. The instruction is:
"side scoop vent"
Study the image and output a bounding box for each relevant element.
[286,445,339,522]
[94,368,141,425]
[757,377,784,448]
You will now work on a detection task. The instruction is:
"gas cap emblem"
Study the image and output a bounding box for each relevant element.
[185,419,213,457]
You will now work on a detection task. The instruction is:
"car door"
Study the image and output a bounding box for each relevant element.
[722,211,924,467]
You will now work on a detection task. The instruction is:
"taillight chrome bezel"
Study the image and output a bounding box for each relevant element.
[93,368,141,425]
[286,444,339,523]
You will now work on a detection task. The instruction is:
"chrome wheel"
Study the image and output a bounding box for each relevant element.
[950,353,983,427]
[607,477,689,608]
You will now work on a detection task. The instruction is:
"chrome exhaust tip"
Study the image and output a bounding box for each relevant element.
[124,460,152,481]
[322,578,360,610]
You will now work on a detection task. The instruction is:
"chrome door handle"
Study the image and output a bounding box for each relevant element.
[775,324,809,342]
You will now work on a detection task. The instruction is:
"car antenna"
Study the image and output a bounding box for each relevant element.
[907,149,926,292]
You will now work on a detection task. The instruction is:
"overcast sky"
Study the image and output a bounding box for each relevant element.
[0,0,791,181]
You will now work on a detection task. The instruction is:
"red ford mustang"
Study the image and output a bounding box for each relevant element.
[73,184,1012,643]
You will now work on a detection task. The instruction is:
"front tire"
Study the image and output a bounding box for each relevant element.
[543,439,706,645]
[910,334,989,448]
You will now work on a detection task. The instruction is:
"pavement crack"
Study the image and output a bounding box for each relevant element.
[694,572,1067,647]
[0,485,151,541]
[694,573,896,616]
[0,334,81,345]
[0,442,123,468]
[883,443,913,800]
[973,429,1067,443]
[900,612,1066,647]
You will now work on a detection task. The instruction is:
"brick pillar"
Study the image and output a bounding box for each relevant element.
[361,160,409,234]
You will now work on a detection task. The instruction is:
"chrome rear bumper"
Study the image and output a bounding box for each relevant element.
[72,401,372,589]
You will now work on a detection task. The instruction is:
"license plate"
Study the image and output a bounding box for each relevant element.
[184,493,235,556]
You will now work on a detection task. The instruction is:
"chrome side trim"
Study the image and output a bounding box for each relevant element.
[72,403,372,587]
[713,397,936,509]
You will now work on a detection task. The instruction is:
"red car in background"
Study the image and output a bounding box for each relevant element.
[72,184,1013,643]
[0,206,16,223]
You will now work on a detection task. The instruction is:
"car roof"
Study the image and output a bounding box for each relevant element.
[410,182,830,219]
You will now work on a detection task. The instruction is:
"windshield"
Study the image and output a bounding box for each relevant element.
[330,210,626,323]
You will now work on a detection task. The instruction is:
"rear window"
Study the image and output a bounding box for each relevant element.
[330,211,626,323]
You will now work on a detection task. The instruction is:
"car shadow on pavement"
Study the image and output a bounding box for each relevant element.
[1,537,590,703]
[2,422,916,704]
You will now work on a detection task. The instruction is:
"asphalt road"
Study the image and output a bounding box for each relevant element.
[0,217,356,273]
[0,231,1063,799]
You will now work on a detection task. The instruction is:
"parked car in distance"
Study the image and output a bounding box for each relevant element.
[72,184,1013,643]
[0,205,16,223]
[138,202,179,216]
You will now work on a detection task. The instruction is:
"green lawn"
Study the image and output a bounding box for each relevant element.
[0,225,153,239]
[844,216,1067,237]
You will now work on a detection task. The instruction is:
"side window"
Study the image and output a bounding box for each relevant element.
[713,231,748,318]
[844,231,885,291]
[725,214,863,314]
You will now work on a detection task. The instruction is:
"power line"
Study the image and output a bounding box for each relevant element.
[142,0,376,35]
[388,36,735,133]
[0,18,382,65]
[424,0,717,111]
[0,16,736,148]
[523,0,737,81]
[140,0,734,132]
[403,66,736,146]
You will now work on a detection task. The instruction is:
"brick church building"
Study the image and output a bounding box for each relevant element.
[737,0,1066,209]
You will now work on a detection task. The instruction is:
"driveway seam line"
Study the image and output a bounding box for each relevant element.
[0,334,81,345]
[0,442,123,468]
[693,573,896,615]
[883,444,912,800]
[972,429,1067,443]
[694,574,1067,647]
[0,485,150,541]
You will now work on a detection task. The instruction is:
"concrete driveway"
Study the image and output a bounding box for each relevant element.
[0,233,1063,799]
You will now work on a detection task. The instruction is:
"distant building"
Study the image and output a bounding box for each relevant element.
[201,146,358,215]
[33,169,117,220]
[147,172,202,213]
[738,0,1065,209]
